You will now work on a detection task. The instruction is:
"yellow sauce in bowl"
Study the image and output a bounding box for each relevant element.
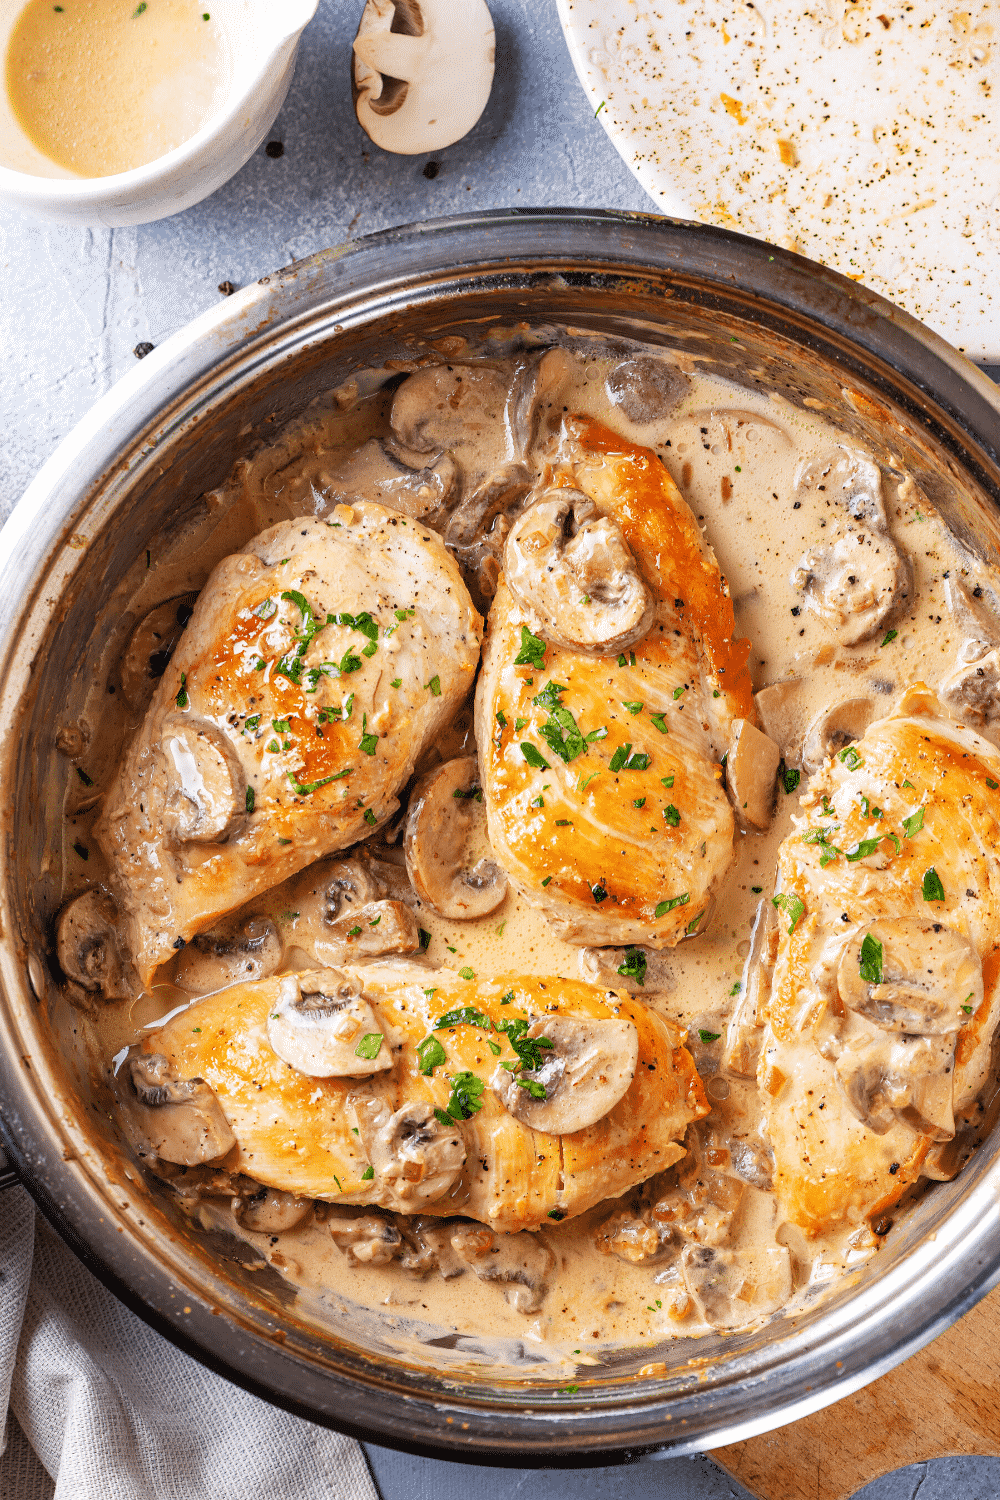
[5,0,230,177]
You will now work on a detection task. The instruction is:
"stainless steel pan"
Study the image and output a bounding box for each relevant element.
[2,209,1000,1463]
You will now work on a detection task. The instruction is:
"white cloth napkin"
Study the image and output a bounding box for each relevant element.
[0,1187,379,1500]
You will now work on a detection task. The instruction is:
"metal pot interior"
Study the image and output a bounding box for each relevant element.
[2,212,1000,1461]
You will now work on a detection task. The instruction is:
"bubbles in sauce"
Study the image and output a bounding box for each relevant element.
[6,0,230,177]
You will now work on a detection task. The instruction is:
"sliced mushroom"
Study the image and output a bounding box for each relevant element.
[289,855,420,963]
[681,1244,791,1330]
[506,346,572,458]
[837,919,982,1034]
[491,1015,639,1134]
[725,718,781,830]
[120,594,198,710]
[791,448,910,645]
[316,437,458,521]
[723,898,779,1080]
[443,462,534,611]
[396,1216,469,1278]
[754,678,811,764]
[801,697,876,774]
[834,1031,959,1141]
[944,574,1000,665]
[328,1213,403,1266]
[577,944,675,995]
[352,0,495,156]
[173,914,283,995]
[354,1097,466,1208]
[232,1184,312,1234]
[160,715,246,846]
[390,362,509,458]
[595,1210,670,1265]
[503,488,655,656]
[121,1053,236,1166]
[940,649,1000,743]
[266,971,393,1078]
[448,1223,554,1313]
[404,756,507,919]
[605,356,690,425]
[56,889,130,1000]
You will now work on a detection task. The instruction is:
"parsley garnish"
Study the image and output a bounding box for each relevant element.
[436,1071,485,1122]
[591,882,608,903]
[902,806,925,837]
[663,804,680,827]
[838,747,862,769]
[698,1029,721,1044]
[521,742,551,769]
[496,709,507,728]
[355,1033,383,1060]
[617,947,647,985]
[988,778,1000,791]
[417,1035,446,1075]
[287,766,352,795]
[418,928,431,951]
[859,932,883,984]
[881,629,898,647]
[363,808,377,826]
[672,684,686,700]
[609,742,650,772]
[654,893,690,917]
[845,838,881,862]
[359,714,378,755]
[245,787,255,813]
[514,625,546,669]
[426,675,442,696]
[534,681,588,763]
[175,673,188,709]
[772,891,805,933]
[922,867,945,902]
[361,1165,374,1180]
[435,1007,490,1034]
[660,774,675,788]
[623,700,643,715]
[782,765,801,795]
[649,712,668,734]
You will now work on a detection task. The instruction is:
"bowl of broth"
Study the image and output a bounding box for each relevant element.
[0,0,316,225]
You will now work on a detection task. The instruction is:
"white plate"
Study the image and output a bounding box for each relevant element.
[558,0,1000,361]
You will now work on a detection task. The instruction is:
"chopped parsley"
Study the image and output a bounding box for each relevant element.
[419,928,431,950]
[649,712,669,734]
[859,932,883,984]
[287,766,352,795]
[663,804,681,827]
[514,625,546,670]
[175,673,188,709]
[838,746,862,770]
[685,909,705,935]
[902,806,925,837]
[845,838,882,862]
[391,677,402,689]
[609,742,650,772]
[782,765,801,795]
[633,797,646,808]
[358,715,378,755]
[435,1071,485,1123]
[672,684,686,700]
[426,675,442,696]
[654,893,690,917]
[363,808,377,826]
[772,891,805,933]
[617,947,647,986]
[361,1166,374,1181]
[660,774,675,788]
[698,1029,721,1044]
[416,1035,447,1075]
[521,742,551,770]
[922,867,945,902]
[534,681,587,763]
[591,882,608,903]
[988,778,1000,791]
[245,787,255,813]
[355,1033,383,1060]
[881,629,898,647]
[622,700,643,715]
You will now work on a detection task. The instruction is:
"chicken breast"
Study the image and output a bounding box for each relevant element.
[746,686,1000,1235]
[475,416,756,947]
[97,508,482,985]
[138,963,708,1232]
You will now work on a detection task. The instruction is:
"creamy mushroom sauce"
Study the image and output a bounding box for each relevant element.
[55,341,1000,1366]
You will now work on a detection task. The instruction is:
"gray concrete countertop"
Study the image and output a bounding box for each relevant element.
[1,3,998,1498]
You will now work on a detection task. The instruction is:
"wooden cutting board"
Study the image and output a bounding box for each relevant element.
[709,1282,1000,1499]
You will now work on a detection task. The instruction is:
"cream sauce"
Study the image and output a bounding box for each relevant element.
[55,340,1000,1366]
[6,0,229,177]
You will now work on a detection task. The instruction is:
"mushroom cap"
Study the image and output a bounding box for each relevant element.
[491,1015,639,1134]
[56,888,130,1000]
[358,1097,467,1207]
[503,489,656,657]
[837,918,982,1034]
[173,914,284,995]
[404,755,507,919]
[801,696,877,775]
[122,1053,236,1166]
[266,971,393,1078]
[120,594,197,711]
[793,530,910,646]
[352,0,495,156]
[605,356,689,425]
[232,1183,312,1234]
[159,714,246,846]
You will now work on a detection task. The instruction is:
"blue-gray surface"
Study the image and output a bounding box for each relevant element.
[1,2,998,1497]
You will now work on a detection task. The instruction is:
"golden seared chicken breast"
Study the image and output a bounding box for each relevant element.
[130,963,708,1232]
[97,508,481,985]
[731,687,1000,1235]
[475,416,758,947]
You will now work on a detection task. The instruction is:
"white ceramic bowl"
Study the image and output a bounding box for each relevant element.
[0,0,317,227]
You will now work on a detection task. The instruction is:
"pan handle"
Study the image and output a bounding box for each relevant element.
[0,1143,19,1192]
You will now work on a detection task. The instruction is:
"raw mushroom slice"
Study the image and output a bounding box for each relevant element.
[173,914,283,995]
[352,0,495,156]
[159,715,246,846]
[503,488,655,656]
[837,919,982,1034]
[354,1097,466,1208]
[266,971,393,1078]
[681,1244,792,1331]
[404,756,507,919]
[605,356,690,425]
[120,594,197,711]
[56,889,130,1000]
[448,1223,554,1313]
[791,448,911,645]
[491,1016,639,1134]
[725,718,781,830]
[121,1053,236,1165]
[801,697,877,775]
[231,1183,312,1233]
